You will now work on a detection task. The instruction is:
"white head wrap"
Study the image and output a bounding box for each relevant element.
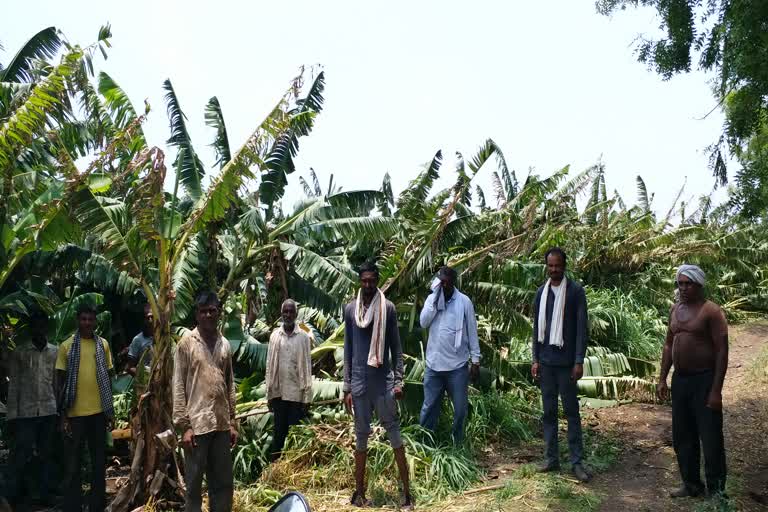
[676,264,706,286]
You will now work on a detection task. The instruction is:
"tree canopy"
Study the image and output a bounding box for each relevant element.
[597,0,768,219]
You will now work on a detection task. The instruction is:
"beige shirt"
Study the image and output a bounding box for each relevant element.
[266,326,313,404]
[172,328,236,435]
[6,343,58,420]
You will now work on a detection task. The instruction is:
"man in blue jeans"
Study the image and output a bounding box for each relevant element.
[419,266,480,444]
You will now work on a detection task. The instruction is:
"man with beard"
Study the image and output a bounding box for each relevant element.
[657,265,728,499]
[343,261,412,508]
[531,247,590,483]
[173,290,238,512]
[266,299,313,460]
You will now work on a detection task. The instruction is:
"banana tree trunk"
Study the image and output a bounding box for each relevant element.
[111,290,183,511]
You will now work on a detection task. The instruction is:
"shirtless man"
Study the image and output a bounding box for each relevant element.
[657,264,728,499]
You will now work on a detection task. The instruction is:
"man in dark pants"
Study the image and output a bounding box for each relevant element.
[531,247,590,482]
[343,261,412,508]
[657,264,728,499]
[266,299,313,460]
[173,290,238,512]
[5,310,58,506]
[55,303,115,512]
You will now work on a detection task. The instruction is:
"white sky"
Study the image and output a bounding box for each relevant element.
[3,0,729,215]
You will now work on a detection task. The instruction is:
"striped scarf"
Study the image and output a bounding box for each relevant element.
[64,330,114,418]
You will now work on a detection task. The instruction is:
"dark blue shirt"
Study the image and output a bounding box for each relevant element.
[531,280,588,367]
[343,300,404,397]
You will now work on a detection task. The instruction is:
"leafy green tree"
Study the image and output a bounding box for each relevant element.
[597,0,768,217]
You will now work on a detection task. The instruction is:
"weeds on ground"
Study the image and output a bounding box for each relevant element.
[693,494,737,512]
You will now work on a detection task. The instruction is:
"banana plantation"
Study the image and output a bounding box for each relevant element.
[2,27,768,510]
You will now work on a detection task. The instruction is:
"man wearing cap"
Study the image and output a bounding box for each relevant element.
[657,264,729,498]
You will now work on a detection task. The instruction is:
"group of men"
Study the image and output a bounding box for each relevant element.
[4,304,118,512]
[2,247,730,512]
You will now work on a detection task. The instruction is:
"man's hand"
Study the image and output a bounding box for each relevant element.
[107,417,115,431]
[706,390,723,411]
[432,284,442,306]
[229,425,239,447]
[531,362,540,381]
[656,380,669,401]
[182,428,196,450]
[469,363,480,382]
[268,398,275,412]
[60,416,71,438]
[571,363,584,382]
[393,386,404,400]
[302,402,311,415]
[344,391,353,415]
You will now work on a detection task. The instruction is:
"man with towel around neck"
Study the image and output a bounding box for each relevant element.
[657,264,729,499]
[531,247,590,483]
[419,265,480,444]
[343,261,413,509]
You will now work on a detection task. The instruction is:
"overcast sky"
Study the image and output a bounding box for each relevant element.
[3,0,729,215]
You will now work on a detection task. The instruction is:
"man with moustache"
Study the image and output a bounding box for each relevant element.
[56,303,115,512]
[266,299,313,460]
[173,290,238,512]
[343,261,412,508]
[531,247,590,483]
[5,310,59,506]
[419,265,480,444]
[657,265,729,499]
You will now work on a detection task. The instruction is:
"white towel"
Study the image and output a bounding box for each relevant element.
[355,288,388,368]
[537,278,567,348]
[430,278,465,350]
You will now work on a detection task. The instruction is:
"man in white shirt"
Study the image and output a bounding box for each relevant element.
[419,266,480,444]
[265,299,313,460]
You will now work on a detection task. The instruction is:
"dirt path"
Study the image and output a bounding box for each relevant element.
[589,322,768,511]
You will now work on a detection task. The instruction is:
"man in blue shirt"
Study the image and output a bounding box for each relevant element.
[531,247,590,482]
[126,303,153,378]
[419,266,480,444]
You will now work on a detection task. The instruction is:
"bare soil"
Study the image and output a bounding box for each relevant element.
[589,322,768,511]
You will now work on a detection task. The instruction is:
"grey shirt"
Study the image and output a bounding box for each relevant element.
[6,342,58,420]
[343,299,404,397]
[128,332,153,369]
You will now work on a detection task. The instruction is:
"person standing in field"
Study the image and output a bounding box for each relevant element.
[266,299,313,460]
[531,247,590,483]
[173,290,238,512]
[343,261,413,508]
[4,310,58,507]
[55,303,115,512]
[126,303,154,378]
[657,265,729,499]
[418,265,480,444]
